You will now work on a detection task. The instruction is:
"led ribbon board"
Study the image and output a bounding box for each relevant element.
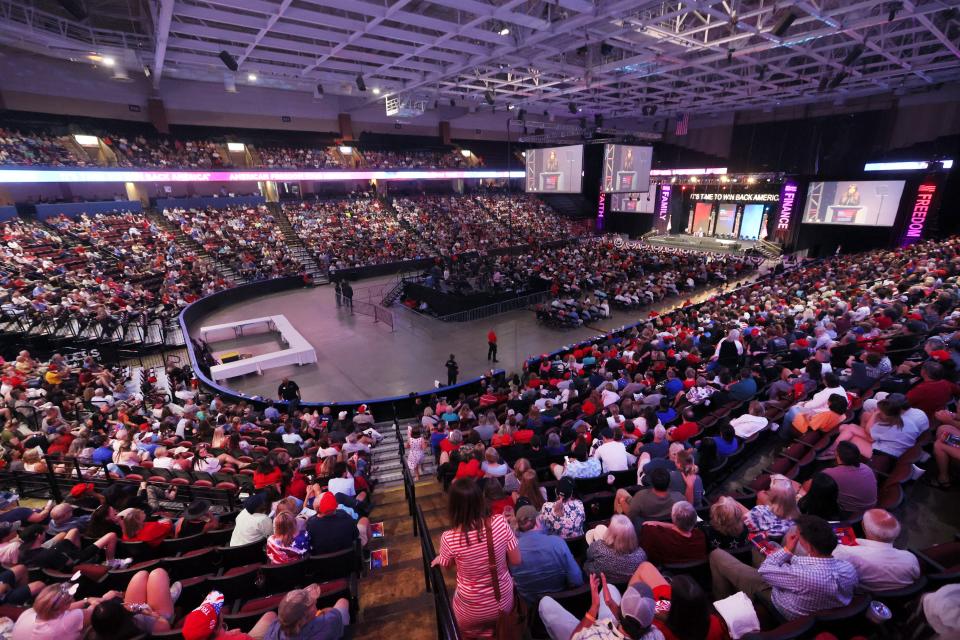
[0,169,526,184]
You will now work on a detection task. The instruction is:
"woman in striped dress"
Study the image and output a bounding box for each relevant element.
[432,478,521,639]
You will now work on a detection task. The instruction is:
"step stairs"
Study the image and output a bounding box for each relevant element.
[269,203,328,284]
[380,280,405,307]
[351,420,448,640]
[149,211,243,285]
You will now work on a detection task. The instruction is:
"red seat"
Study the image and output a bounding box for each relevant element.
[193,480,213,487]
[216,482,238,491]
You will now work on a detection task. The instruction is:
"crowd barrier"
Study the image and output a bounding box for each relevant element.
[155,195,266,210]
[179,276,505,418]
[32,200,142,219]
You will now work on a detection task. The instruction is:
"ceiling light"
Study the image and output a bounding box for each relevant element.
[73,134,100,147]
[507,103,515,110]
[689,176,698,183]
[372,87,381,95]
[747,176,757,184]
[247,73,258,82]
[102,56,116,67]
[499,27,510,36]
[339,146,353,154]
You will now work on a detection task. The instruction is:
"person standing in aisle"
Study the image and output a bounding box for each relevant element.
[487,330,498,363]
[446,354,459,387]
[278,377,302,414]
[334,280,343,307]
[342,281,353,312]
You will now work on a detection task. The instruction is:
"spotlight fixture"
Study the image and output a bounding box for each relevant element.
[600,42,613,57]
[518,108,527,121]
[726,49,733,64]
[641,105,657,116]
[594,113,603,128]
[843,44,865,67]
[449,98,456,107]
[568,102,578,114]
[355,75,366,92]
[828,71,848,89]
[372,87,381,95]
[770,9,798,37]
[218,50,239,72]
[757,64,767,81]
[247,72,257,82]
[102,56,116,67]
[507,103,515,110]
[499,26,510,36]
[313,84,324,98]
[484,90,495,105]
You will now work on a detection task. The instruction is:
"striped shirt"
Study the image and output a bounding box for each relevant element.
[438,515,519,638]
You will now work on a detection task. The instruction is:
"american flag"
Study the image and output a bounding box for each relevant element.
[675,112,689,136]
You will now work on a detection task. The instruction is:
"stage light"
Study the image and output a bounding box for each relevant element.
[747,176,757,184]
[600,42,613,57]
[372,87,381,95]
[219,50,239,72]
[247,73,257,82]
[518,108,526,121]
[499,27,510,36]
[356,75,366,92]
[843,44,865,67]
[449,98,455,107]
[568,102,578,114]
[484,91,495,105]
[73,135,99,147]
[642,105,657,116]
[102,56,116,67]
[689,176,698,183]
[757,65,767,81]
[507,103,515,110]
[727,49,733,64]
[864,161,930,171]
[770,10,798,37]
[314,84,324,99]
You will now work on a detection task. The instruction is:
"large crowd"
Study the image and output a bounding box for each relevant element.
[411,236,960,639]
[1,215,223,344]
[163,206,304,281]
[0,129,484,170]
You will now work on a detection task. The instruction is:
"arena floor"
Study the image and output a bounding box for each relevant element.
[186,272,757,404]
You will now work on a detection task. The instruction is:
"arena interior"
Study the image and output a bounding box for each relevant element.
[1,0,960,638]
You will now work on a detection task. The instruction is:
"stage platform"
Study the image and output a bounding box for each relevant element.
[644,233,781,257]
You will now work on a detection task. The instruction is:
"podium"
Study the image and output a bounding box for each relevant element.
[539,172,563,191]
[827,205,864,224]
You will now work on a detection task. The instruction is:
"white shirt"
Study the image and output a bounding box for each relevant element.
[832,539,920,591]
[601,388,620,407]
[281,433,303,445]
[229,510,273,546]
[802,385,847,413]
[593,440,630,472]
[152,456,174,469]
[327,477,356,497]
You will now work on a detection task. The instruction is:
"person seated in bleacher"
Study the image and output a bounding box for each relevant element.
[262,586,350,640]
[821,441,878,515]
[782,372,847,433]
[180,589,275,640]
[830,392,924,461]
[17,522,124,572]
[747,475,799,539]
[85,568,181,639]
[636,501,705,566]
[831,509,920,591]
[710,515,858,621]
[230,492,274,547]
[174,499,220,537]
[305,491,370,555]
[509,504,584,604]
[626,468,685,524]
[704,496,749,551]
[539,478,585,539]
[584,515,649,584]
[120,508,173,547]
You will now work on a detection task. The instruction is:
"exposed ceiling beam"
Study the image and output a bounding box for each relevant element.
[151,0,175,88]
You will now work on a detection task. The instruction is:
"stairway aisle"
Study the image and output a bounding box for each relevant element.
[351,421,447,640]
[149,211,243,285]
[269,203,328,283]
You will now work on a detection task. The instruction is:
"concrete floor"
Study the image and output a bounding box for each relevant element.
[188,271,763,405]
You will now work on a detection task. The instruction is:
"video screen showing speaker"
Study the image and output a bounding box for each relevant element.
[611,191,656,213]
[602,144,653,193]
[715,204,737,236]
[525,145,583,193]
[802,180,905,226]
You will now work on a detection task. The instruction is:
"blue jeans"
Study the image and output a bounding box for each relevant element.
[539,585,622,640]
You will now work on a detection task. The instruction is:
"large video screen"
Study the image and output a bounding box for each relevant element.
[802,180,905,226]
[715,204,737,236]
[691,203,712,234]
[611,191,656,213]
[740,204,765,240]
[524,145,583,193]
[602,145,653,193]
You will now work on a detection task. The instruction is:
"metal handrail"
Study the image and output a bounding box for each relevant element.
[437,289,552,323]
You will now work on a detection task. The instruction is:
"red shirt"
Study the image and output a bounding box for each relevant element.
[489,496,515,516]
[125,520,173,547]
[439,439,459,454]
[253,467,283,490]
[669,421,699,443]
[512,429,535,445]
[455,459,484,480]
[638,525,706,565]
[488,331,497,343]
[907,379,960,419]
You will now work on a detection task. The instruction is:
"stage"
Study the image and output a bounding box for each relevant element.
[644,233,781,257]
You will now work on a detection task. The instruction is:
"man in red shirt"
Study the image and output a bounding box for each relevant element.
[487,329,498,363]
[668,408,699,443]
[907,361,960,420]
